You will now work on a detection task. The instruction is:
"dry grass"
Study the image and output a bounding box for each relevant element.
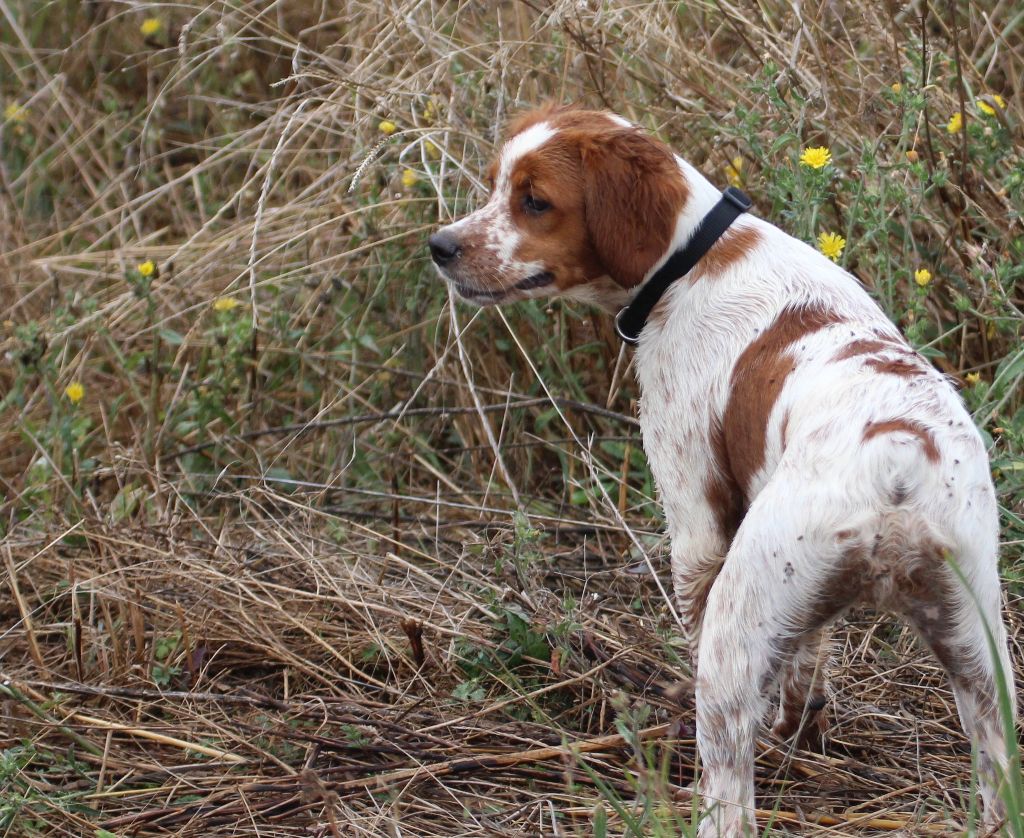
[2,0,1023,835]
[4,509,1022,835]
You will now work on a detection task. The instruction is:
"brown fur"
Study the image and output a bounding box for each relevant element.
[706,419,746,543]
[802,532,952,633]
[722,305,845,496]
[772,628,830,745]
[689,225,763,282]
[505,139,605,292]
[864,356,929,378]
[863,418,940,462]
[832,338,892,361]
[676,552,727,639]
[503,102,612,140]
[573,124,688,287]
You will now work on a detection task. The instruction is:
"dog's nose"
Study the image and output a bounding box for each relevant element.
[429,230,461,266]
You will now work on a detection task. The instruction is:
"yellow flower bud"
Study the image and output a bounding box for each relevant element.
[724,156,744,187]
[4,102,26,123]
[65,382,85,404]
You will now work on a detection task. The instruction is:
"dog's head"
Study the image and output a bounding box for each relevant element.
[429,106,688,310]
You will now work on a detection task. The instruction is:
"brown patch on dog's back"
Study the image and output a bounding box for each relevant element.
[833,336,932,380]
[863,418,940,462]
[864,356,929,379]
[690,225,763,282]
[722,305,845,496]
[832,338,892,361]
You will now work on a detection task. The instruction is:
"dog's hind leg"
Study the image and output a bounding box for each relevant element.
[694,485,855,838]
[772,626,831,747]
[901,550,1016,829]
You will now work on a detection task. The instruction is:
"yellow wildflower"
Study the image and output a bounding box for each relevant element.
[817,231,846,262]
[799,146,832,169]
[914,268,932,287]
[425,140,441,160]
[965,372,981,386]
[213,296,239,312]
[891,82,902,94]
[65,381,85,404]
[977,95,1006,117]
[423,99,437,124]
[906,149,919,163]
[137,260,155,277]
[140,18,162,37]
[724,156,744,187]
[4,102,26,123]
[378,119,397,135]
[401,168,418,188]
[947,112,963,134]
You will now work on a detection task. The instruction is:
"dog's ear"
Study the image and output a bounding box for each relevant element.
[575,128,687,288]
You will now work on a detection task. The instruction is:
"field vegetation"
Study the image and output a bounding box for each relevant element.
[1,0,1022,834]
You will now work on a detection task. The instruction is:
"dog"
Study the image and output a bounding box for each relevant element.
[428,104,1016,836]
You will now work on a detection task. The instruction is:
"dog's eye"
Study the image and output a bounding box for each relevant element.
[523,194,551,214]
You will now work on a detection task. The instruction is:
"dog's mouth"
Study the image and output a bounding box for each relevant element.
[453,272,554,303]
[513,272,555,291]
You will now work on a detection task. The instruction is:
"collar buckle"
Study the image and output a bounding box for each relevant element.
[614,307,640,346]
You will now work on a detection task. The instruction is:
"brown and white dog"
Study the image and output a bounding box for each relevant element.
[428,105,1016,836]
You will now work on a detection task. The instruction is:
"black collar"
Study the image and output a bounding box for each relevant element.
[614,186,752,345]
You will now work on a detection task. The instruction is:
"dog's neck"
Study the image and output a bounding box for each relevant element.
[646,157,731,283]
